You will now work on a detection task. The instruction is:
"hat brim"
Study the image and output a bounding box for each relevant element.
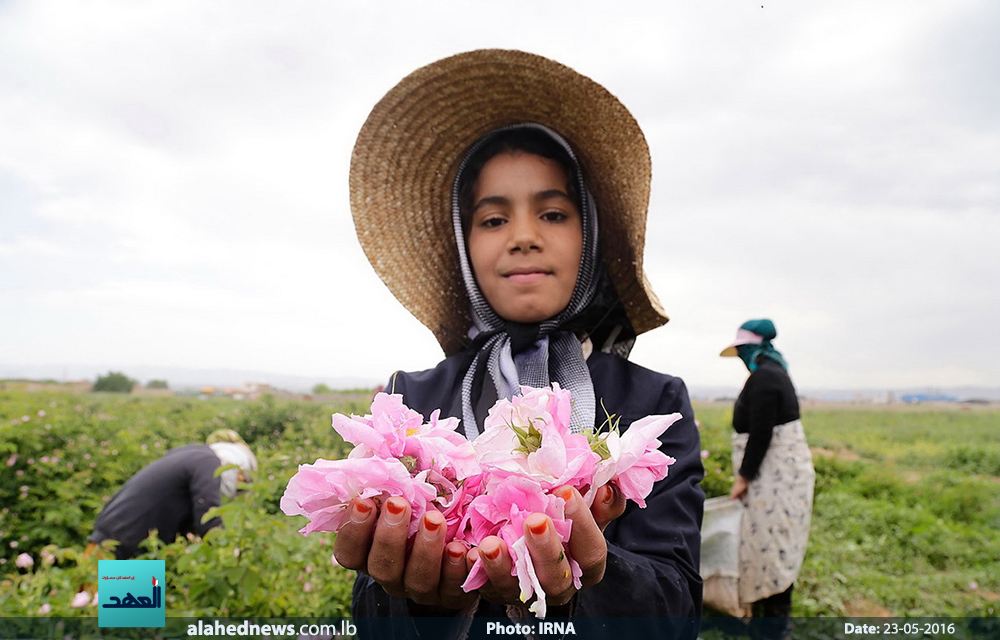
[350,49,668,355]
[719,328,764,357]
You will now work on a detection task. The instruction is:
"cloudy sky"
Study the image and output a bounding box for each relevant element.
[1,0,997,394]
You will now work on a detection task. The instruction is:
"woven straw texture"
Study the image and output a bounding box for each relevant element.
[350,49,667,355]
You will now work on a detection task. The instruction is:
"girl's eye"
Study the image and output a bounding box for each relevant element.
[541,210,567,222]
[481,216,506,228]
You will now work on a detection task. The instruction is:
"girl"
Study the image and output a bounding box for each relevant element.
[340,50,704,638]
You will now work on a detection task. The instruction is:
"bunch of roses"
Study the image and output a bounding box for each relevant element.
[280,384,679,617]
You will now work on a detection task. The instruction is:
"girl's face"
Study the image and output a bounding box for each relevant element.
[467,152,583,323]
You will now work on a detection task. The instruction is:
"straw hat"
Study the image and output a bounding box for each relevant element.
[350,49,668,355]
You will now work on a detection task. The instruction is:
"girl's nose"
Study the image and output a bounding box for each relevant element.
[508,214,542,252]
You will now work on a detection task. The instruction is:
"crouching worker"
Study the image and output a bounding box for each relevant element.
[88,429,257,559]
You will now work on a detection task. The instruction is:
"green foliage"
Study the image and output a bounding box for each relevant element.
[690,404,735,499]
[312,383,333,395]
[0,390,358,617]
[222,394,308,445]
[938,444,1000,476]
[146,379,169,389]
[92,371,136,393]
[153,483,354,617]
[2,393,997,618]
[693,401,1000,617]
[1,477,355,617]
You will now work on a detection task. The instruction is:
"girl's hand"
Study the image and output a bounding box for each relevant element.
[729,475,749,501]
[333,497,477,610]
[469,483,626,608]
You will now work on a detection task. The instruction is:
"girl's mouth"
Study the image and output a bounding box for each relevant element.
[505,271,549,283]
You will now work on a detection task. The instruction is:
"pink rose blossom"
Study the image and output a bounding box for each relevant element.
[483,384,573,434]
[475,384,597,491]
[281,457,435,537]
[461,476,577,617]
[71,591,90,608]
[283,384,680,618]
[15,552,33,568]
[5,454,16,467]
[433,471,482,542]
[38,603,51,615]
[591,413,680,508]
[334,393,479,481]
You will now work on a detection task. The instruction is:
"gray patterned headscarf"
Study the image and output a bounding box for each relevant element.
[452,123,600,436]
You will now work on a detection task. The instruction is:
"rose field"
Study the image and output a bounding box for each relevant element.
[2,388,998,619]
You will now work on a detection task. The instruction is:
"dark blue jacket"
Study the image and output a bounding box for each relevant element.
[90,444,223,559]
[353,350,705,639]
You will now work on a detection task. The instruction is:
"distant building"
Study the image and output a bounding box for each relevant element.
[900,393,960,404]
[196,383,301,400]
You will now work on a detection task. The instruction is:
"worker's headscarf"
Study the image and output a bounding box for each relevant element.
[208,441,257,499]
[720,318,787,372]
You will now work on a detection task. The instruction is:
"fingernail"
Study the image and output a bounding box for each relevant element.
[423,514,442,532]
[482,543,501,561]
[555,486,574,502]
[447,546,465,564]
[384,499,406,525]
[350,500,372,524]
[528,519,547,537]
[421,513,442,541]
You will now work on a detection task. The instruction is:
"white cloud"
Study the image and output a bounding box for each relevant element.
[1,0,997,392]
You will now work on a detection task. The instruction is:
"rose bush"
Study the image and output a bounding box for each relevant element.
[4,388,998,618]
[0,389,361,617]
